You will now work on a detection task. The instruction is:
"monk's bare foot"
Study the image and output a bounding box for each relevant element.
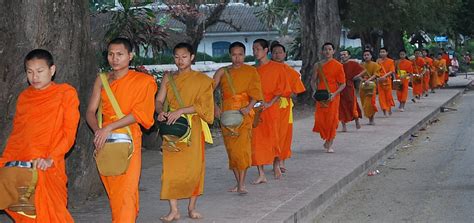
[280,166,287,173]
[389,110,392,116]
[274,167,282,179]
[227,186,238,192]
[238,186,248,195]
[323,141,329,149]
[160,211,180,222]
[342,126,347,132]
[326,148,335,153]
[188,209,203,219]
[251,176,267,184]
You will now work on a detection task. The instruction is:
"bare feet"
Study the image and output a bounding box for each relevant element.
[280,166,287,173]
[326,148,335,153]
[355,119,361,129]
[388,110,392,116]
[227,186,238,192]
[341,126,347,132]
[238,186,248,195]
[188,210,203,219]
[274,167,282,179]
[160,211,180,222]
[251,176,267,185]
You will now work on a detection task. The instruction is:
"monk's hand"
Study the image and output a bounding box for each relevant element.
[263,101,272,109]
[157,112,168,122]
[35,158,54,171]
[214,106,221,118]
[328,93,335,101]
[378,77,386,82]
[240,106,251,115]
[94,126,112,151]
[166,109,183,125]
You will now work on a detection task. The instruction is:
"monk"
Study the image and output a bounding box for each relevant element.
[376,48,396,116]
[312,42,346,153]
[251,39,291,183]
[359,50,380,125]
[422,49,439,93]
[395,49,414,111]
[155,42,214,221]
[441,48,451,85]
[213,41,263,194]
[339,50,365,131]
[433,53,448,87]
[270,42,306,172]
[86,38,157,223]
[0,49,79,222]
[411,49,427,103]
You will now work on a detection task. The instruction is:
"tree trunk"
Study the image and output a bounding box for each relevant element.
[299,0,342,104]
[0,0,102,206]
[382,29,404,59]
[360,29,382,55]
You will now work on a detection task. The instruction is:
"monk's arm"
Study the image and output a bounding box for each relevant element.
[332,83,346,97]
[353,69,367,80]
[86,76,102,133]
[155,74,168,121]
[212,68,224,118]
[366,74,377,82]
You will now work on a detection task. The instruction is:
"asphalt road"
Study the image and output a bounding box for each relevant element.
[314,90,474,223]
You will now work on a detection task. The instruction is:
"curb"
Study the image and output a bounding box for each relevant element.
[269,89,465,223]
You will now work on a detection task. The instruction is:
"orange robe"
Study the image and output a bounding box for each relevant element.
[434,59,447,87]
[219,65,263,170]
[360,61,380,118]
[252,61,291,166]
[412,58,426,97]
[442,53,451,83]
[396,59,413,103]
[339,60,364,123]
[376,58,395,111]
[161,70,214,199]
[313,59,346,140]
[422,57,432,92]
[100,70,157,222]
[1,83,79,223]
[279,64,305,161]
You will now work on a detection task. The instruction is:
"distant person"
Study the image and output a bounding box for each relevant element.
[339,50,365,131]
[412,49,427,102]
[395,49,414,111]
[433,53,448,88]
[360,50,380,125]
[312,42,346,153]
[450,56,460,75]
[213,41,263,194]
[376,48,396,116]
[0,49,79,222]
[270,43,306,172]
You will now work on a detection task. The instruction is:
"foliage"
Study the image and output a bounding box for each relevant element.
[105,0,168,56]
[452,0,474,37]
[89,0,115,12]
[254,0,299,36]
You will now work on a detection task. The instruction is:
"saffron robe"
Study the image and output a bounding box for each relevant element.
[339,60,363,123]
[313,59,346,140]
[376,58,395,111]
[1,83,79,223]
[219,64,263,170]
[100,70,157,222]
[252,61,291,166]
[360,61,380,118]
[279,64,306,160]
[396,59,414,103]
[412,58,426,97]
[161,70,214,199]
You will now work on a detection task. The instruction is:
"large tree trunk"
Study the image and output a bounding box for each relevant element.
[299,0,342,104]
[0,0,102,207]
[360,29,382,55]
[382,29,404,59]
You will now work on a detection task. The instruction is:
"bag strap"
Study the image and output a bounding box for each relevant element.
[98,73,133,139]
[223,67,237,96]
[318,63,330,91]
[168,73,185,109]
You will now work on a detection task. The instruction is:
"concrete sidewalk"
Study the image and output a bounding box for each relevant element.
[1,78,469,223]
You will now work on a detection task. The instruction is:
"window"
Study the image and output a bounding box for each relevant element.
[212,41,231,57]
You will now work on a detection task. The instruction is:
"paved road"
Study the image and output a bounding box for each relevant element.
[314,90,474,223]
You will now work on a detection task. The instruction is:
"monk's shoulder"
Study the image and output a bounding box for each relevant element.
[241,64,258,73]
[130,70,156,85]
[193,71,213,86]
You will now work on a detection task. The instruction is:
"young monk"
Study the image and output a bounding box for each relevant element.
[338,50,365,132]
[270,42,305,172]
[411,49,427,103]
[359,50,380,125]
[433,53,448,87]
[213,42,263,194]
[312,42,346,153]
[251,39,291,183]
[395,49,414,111]
[376,48,396,116]
[422,49,438,94]
[86,38,157,223]
[155,42,214,221]
[0,49,79,222]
